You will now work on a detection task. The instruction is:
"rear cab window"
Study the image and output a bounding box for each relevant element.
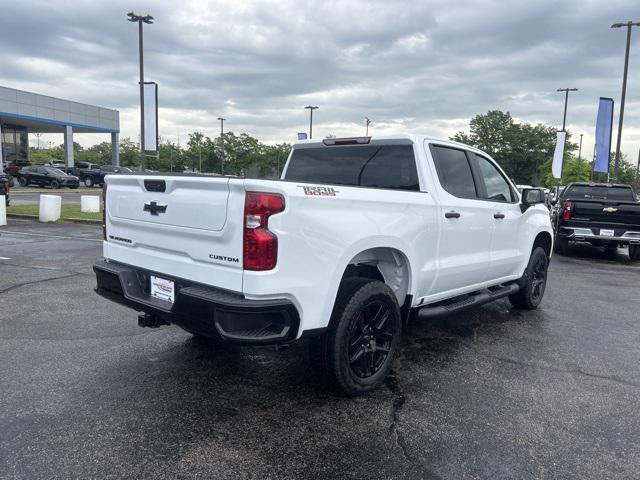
[284,144,420,191]
[429,145,477,198]
[429,144,516,203]
[564,185,636,202]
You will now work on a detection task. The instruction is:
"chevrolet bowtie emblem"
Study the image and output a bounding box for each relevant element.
[602,207,618,213]
[144,201,168,215]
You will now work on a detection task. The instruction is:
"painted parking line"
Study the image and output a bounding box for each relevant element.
[0,256,10,260]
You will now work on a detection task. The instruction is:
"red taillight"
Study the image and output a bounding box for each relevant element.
[562,200,573,221]
[243,192,285,271]
[102,184,107,240]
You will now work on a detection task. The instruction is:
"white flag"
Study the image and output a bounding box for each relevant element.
[143,82,158,151]
[552,131,566,179]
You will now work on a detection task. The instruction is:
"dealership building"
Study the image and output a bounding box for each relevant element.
[0,85,120,167]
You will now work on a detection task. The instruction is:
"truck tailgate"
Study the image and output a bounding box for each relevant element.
[103,175,245,292]
[571,199,640,229]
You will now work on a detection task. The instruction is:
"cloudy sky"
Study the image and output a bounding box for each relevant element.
[0,0,639,161]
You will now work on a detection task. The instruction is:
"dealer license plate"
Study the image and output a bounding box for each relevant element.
[150,275,175,303]
[600,229,614,237]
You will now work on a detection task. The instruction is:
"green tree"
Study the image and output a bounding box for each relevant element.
[452,110,576,185]
[119,138,139,167]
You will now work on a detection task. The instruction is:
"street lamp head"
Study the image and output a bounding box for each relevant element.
[127,12,153,23]
[611,21,640,28]
[217,117,226,121]
[304,105,319,110]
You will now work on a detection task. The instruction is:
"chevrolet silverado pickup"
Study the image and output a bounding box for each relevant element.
[94,135,553,395]
[553,182,640,260]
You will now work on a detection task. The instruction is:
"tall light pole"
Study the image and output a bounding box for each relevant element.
[218,117,225,175]
[304,105,318,139]
[611,21,640,181]
[557,87,578,131]
[127,12,154,167]
[365,117,372,136]
[578,133,583,160]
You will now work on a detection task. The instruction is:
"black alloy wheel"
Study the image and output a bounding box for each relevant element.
[530,253,547,305]
[309,278,402,396]
[348,300,394,378]
[509,246,548,310]
[50,179,60,189]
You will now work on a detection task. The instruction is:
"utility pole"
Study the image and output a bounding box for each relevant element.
[127,12,154,168]
[578,133,583,176]
[611,21,640,181]
[218,117,225,175]
[365,117,372,136]
[557,87,578,131]
[635,148,640,186]
[578,134,583,160]
[304,105,319,139]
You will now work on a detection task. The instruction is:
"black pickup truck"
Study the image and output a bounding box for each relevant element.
[75,164,133,187]
[554,182,640,260]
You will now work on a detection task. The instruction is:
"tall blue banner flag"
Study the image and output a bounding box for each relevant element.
[594,97,614,173]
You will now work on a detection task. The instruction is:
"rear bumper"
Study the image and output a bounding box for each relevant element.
[558,226,640,245]
[93,259,300,345]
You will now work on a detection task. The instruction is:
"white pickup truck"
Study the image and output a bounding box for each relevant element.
[94,134,553,395]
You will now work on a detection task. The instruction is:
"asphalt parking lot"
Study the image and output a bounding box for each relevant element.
[1,220,640,479]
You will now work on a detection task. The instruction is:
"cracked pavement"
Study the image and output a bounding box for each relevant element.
[1,219,640,479]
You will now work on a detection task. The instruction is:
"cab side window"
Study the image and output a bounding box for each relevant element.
[430,145,477,199]
[474,154,515,203]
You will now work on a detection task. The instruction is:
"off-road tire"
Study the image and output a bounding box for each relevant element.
[629,244,640,261]
[84,177,94,187]
[309,278,402,396]
[509,246,548,310]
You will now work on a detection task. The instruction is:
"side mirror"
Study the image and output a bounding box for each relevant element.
[520,188,544,213]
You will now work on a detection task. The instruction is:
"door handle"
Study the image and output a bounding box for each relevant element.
[445,211,461,219]
[493,212,505,219]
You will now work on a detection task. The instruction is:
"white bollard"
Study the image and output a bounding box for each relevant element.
[0,196,6,226]
[80,195,100,213]
[39,194,62,222]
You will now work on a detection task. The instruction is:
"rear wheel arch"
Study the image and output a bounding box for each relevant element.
[339,247,412,307]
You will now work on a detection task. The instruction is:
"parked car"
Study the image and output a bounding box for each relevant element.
[76,164,133,187]
[3,162,23,180]
[17,166,80,189]
[94,134,553,395]
[0,173,10,206]
[553,182,640,259]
